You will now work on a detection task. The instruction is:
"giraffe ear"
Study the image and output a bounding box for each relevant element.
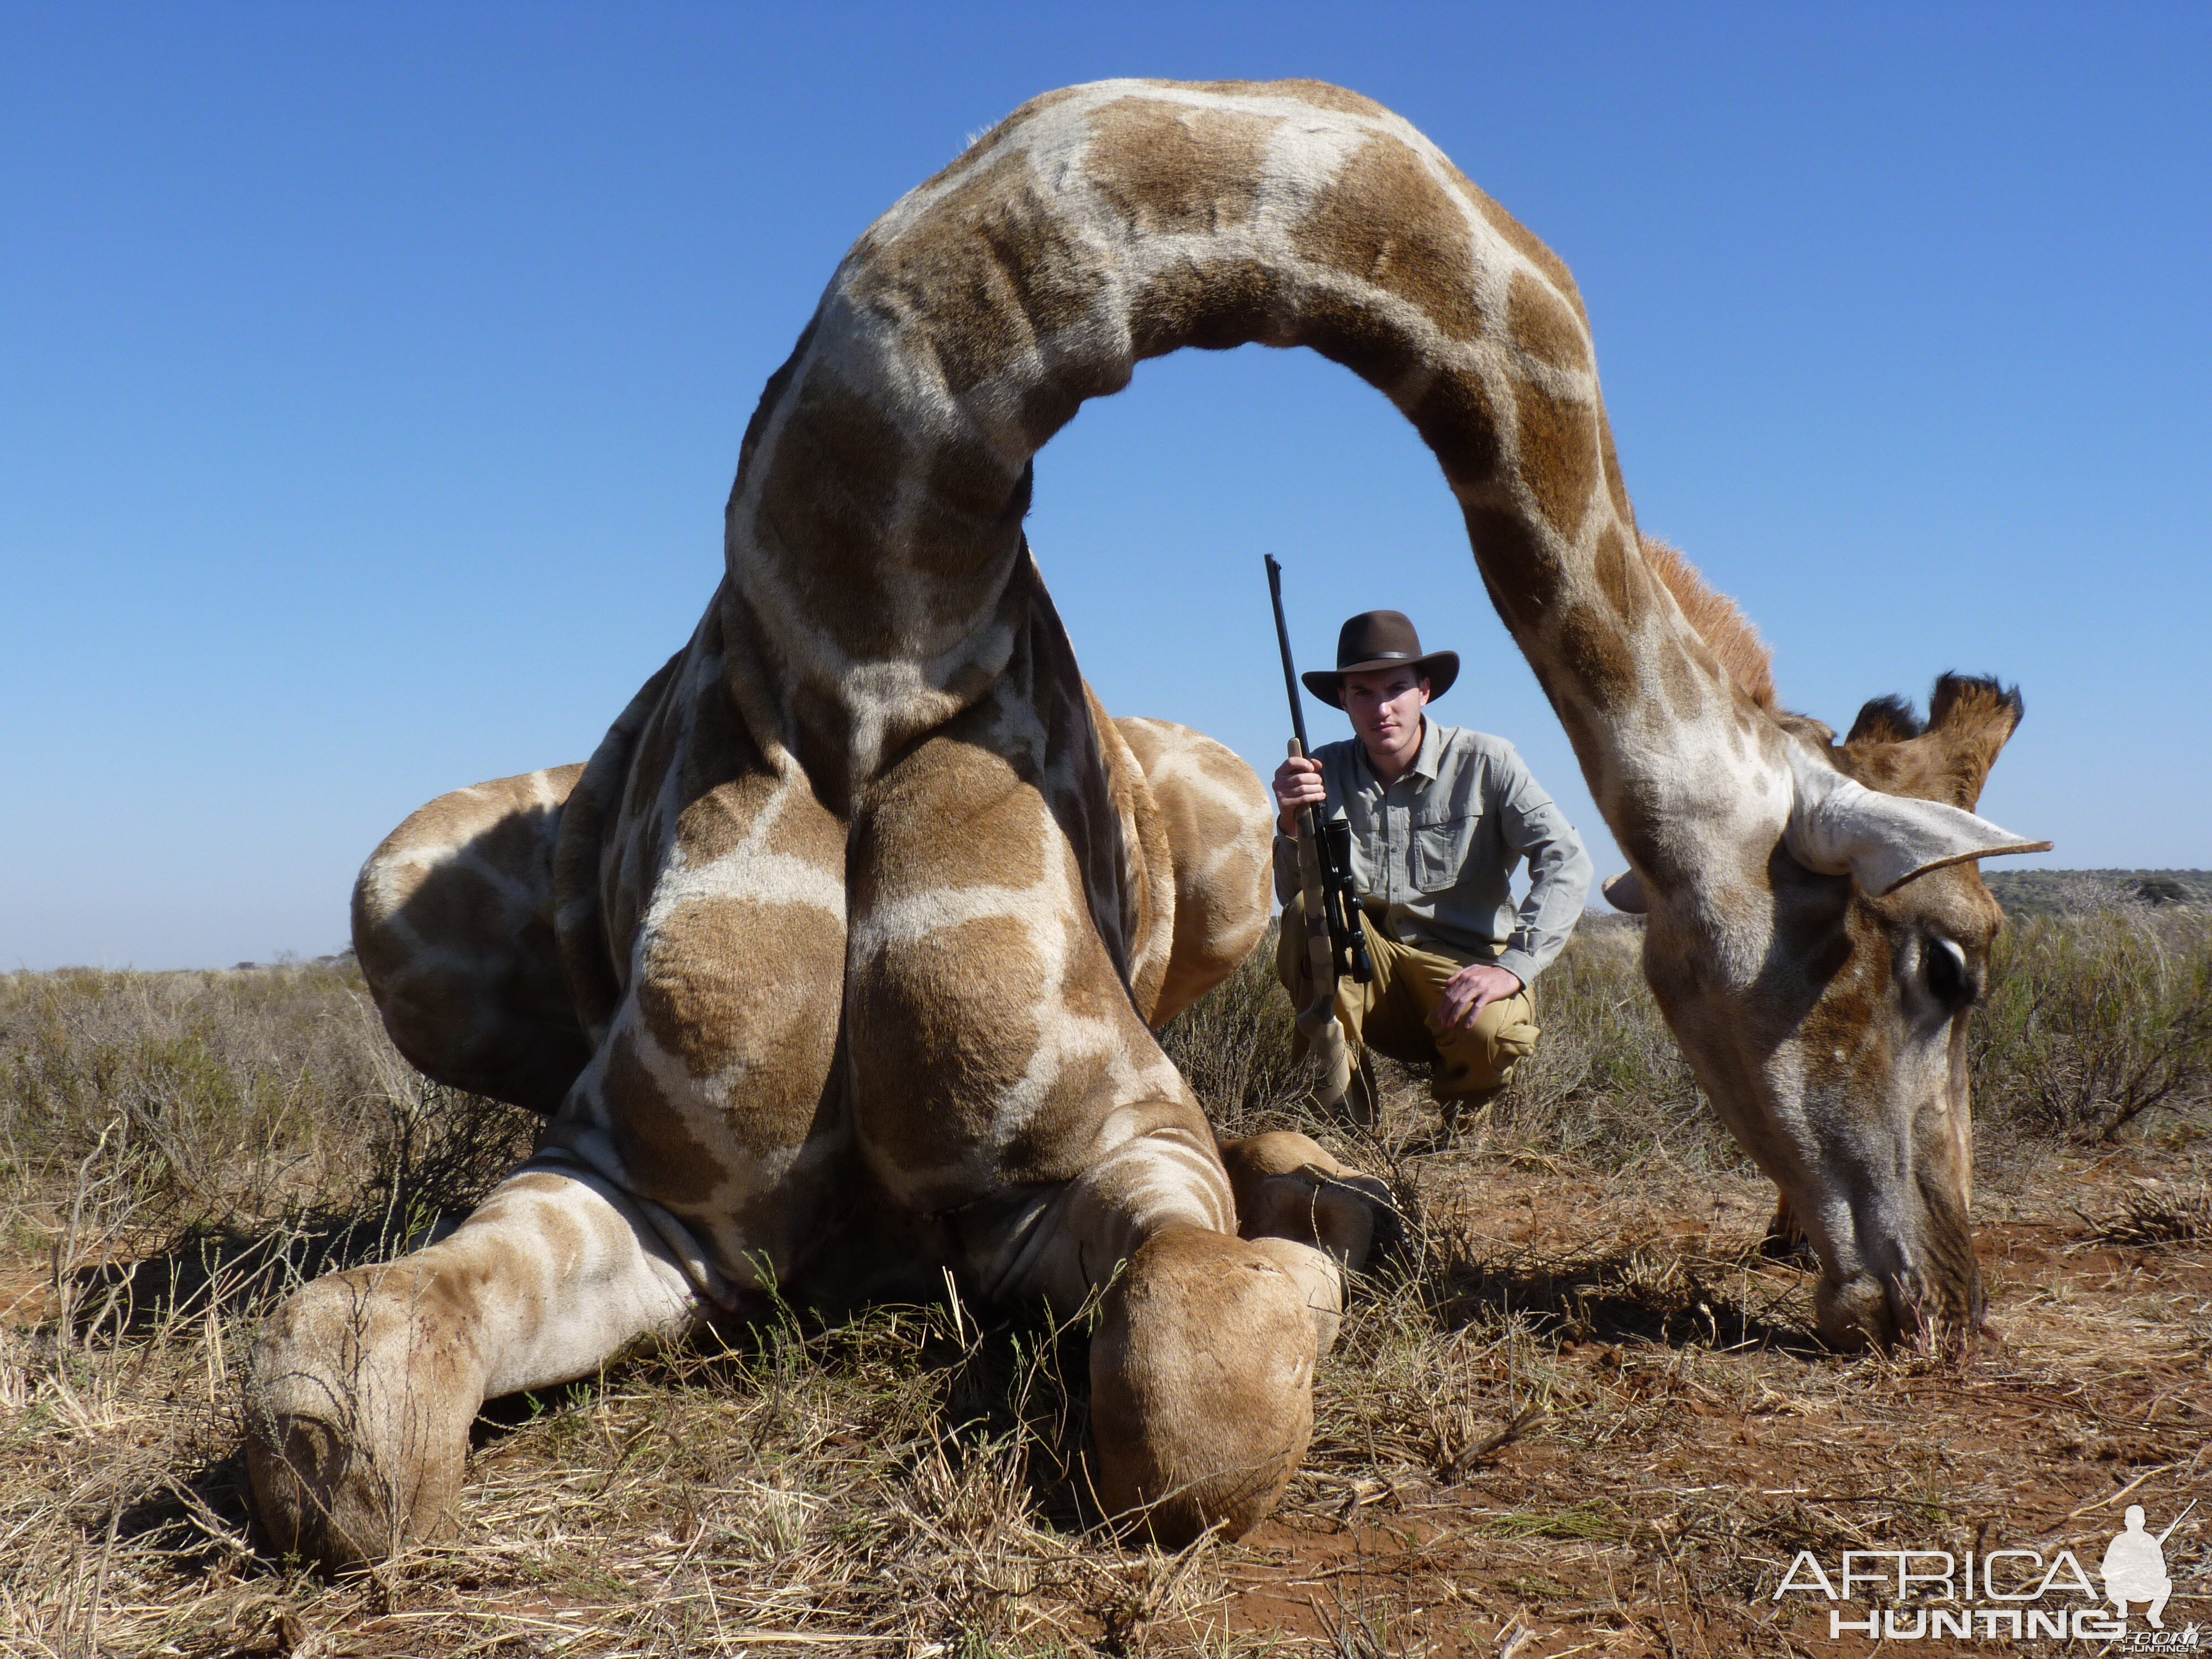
[1601,870,1648,914]
[1785,748,2051,896]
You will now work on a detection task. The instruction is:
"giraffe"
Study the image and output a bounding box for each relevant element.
[247,77,2049,1567]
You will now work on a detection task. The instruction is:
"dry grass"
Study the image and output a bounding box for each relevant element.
[3,913,2209,1656]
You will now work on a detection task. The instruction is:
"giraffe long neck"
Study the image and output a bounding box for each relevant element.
[718,77,1786,881]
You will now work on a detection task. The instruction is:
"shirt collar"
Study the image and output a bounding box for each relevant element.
[1409,718,1445,781]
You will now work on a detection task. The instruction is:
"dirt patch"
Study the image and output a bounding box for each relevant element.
[1199,1148,2211,1656]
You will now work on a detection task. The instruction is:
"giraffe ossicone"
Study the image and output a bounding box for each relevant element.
[247,77,2047,1568]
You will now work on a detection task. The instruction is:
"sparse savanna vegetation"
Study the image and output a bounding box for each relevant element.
[3,887,2208,1656]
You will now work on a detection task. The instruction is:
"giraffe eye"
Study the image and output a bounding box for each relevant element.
[1924,936,1973,1011]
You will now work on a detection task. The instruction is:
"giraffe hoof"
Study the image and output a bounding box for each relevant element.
[246,1407,462,1571]
[1088,1229,1319,1546]
[243,1276,479,1570]
[1219,1132,1401,1274]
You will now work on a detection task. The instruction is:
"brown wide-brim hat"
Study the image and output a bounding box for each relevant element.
[1301,610,1459,709]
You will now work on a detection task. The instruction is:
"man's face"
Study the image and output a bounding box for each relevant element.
[1341,666,1431,761]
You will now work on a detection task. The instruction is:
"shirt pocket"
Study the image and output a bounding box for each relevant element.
[1410,810,1477,894]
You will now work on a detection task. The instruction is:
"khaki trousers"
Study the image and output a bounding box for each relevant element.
[1275,895,1541,1105]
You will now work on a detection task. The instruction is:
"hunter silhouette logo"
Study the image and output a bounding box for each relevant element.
[2105,1504,2190,1630]
[1774,1501,2198,1643]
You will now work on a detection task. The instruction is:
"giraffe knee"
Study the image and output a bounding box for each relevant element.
[244,1263,487,1569]
[1088,1228,1319,1546]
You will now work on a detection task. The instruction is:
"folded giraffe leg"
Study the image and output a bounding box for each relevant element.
[246,1165,703,1569]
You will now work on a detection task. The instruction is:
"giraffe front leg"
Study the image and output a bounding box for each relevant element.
[1218,1131,1401,1287]
[966,1125,1346,1547]
[1089,1220,1343,1545]
[244,1165,702,1569]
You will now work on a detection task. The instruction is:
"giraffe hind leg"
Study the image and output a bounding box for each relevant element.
[352,765,592,1114]
[1218,1131,1403,1276]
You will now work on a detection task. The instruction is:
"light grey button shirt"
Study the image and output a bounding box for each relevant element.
[1271,721,1593,985]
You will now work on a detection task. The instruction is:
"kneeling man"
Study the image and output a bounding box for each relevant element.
[1274,610,1593,1125]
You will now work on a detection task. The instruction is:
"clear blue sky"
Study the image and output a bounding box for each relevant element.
[3,4,2206,971]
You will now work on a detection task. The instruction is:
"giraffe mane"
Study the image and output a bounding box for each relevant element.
[1639,536,1777,712]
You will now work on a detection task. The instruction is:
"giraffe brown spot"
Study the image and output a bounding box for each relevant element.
[924,435,1025,525]
[1440,161,1584,316]
[1462,503,1561,635]
[598,1026,722,1208]
[909,440,1032,585]
[908,86,1086,197]
[1550,686,1599,767]
[1407,366,1504,488]
[755,371,910,650]
[1557,602,1636,713]
[1598,405,1636,529]
[635,888,844,1149]
[851,149,1108,399]
[996,1042,1121,1180]
[676,695,769,834]
[732,318,817,510]
[848,911,1048,1173]
[1610,778,1677,887]
[1799,926,1882,1087]
[1129,257,1285,359]
[553,804,625,1037]
[1591,525,1644,627]
[1511,375,1600,540]
[858,726,1054,901]
[1086,98,1275,236]
[1288,136,1486,344]
[622,698,686,830]
[1657,643,1709,722]
[1506,269,1590,372]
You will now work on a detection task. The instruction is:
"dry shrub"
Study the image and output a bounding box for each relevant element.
[2084,1179,2212,1247]
[1,958,536,1348]
[1484,916,1740,1172]
[1974,907,2212,1141]
[1154,934,1307,1130]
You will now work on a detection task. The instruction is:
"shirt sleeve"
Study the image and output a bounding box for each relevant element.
[1272,832,1300,907]
[1489,744,1594,986]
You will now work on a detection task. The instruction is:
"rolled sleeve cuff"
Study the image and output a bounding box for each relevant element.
[1495,948,1540,988]
[1271,833,1300,907]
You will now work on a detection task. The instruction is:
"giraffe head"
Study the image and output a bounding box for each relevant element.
[1609,670,2045,1349]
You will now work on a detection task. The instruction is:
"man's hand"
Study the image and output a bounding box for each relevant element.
[1436,961,1523,1031]
[1273,755,1326,837]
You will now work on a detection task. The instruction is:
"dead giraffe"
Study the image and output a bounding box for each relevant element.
[247,79,2047,1567]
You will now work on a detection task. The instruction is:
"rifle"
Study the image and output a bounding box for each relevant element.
[1265,555,1375,1121]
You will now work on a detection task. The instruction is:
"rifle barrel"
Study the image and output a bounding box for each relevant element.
[1263,554,1312,756]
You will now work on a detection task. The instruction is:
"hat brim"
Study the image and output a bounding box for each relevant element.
[1301,651,1458,710]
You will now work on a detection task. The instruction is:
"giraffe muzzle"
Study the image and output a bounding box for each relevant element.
[1815,1191,1984,1353]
